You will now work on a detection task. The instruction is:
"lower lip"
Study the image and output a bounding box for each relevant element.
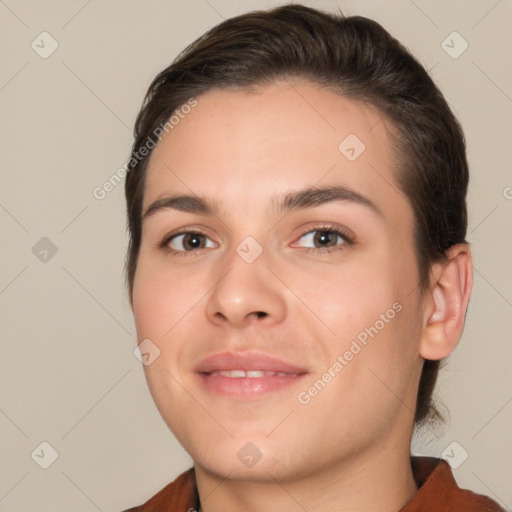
[197,372,307,398]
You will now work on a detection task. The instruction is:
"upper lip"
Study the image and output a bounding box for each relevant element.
[194,351,308,374]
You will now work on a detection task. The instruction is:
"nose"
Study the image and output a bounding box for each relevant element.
[205,246,287,329]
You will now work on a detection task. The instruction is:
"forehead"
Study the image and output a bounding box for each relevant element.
[142,81,409,225]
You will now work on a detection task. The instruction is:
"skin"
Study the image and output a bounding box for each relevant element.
[131,80,472,512]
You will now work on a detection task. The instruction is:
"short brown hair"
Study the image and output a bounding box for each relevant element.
[124,4,469,425]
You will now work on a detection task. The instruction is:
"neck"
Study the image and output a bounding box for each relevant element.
[195,443,418,512]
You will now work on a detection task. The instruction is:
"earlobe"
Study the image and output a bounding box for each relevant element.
[419,244,473,360]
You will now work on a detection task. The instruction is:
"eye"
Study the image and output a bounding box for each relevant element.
[159,224,353,257]
[162,230,216,253]
[292,225,353,253]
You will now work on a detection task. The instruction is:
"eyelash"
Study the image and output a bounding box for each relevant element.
[159,223,354,257]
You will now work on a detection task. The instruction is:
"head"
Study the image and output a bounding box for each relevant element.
[124,4,471,480]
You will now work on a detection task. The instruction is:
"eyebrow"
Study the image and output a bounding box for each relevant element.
[142,184,383,221]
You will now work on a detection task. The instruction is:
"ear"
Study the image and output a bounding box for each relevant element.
[419,244,473,360]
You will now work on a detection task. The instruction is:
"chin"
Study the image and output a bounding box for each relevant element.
[187,435,312,483]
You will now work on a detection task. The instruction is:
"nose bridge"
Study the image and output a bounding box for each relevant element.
[205,236,286,327]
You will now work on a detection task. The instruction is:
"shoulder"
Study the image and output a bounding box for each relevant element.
[407,457,506,511]
[120,467,197,512]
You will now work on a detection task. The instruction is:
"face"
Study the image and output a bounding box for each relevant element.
[132,81,426,482]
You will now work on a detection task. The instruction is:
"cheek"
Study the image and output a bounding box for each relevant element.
[132,256,198,338]
[296,258,400,335]
[294,243,420,370]
[131,256,213,383]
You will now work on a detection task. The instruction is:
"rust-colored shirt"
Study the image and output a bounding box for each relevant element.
[123,457,505,511]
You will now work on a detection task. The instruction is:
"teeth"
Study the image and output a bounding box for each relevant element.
[247,370,265,378]
[219,370,247,378]
[212,370,290,378]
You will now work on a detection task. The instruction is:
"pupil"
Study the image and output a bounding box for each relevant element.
[185,234,202,250]
[315,231,335,247]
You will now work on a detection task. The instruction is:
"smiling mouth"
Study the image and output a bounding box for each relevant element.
[197,367,307,398]
[194,350,308,398]
[197,371,306,398]
[207,370,297,378]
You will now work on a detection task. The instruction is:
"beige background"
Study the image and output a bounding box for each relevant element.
[1,0,511,511]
